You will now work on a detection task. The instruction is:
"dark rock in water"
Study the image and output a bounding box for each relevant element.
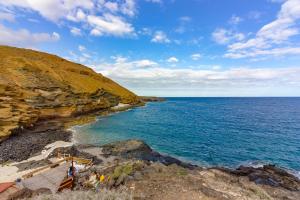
[140,96,165,102]
[216,164,300,191]
[101,139,197,169]
[101,139,153,158]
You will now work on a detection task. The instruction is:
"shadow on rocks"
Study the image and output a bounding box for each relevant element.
[215,164,300,191]
[101,139,198,170]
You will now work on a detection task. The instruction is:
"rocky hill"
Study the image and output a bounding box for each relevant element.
[0,45,140,141]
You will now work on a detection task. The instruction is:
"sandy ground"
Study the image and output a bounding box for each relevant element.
[111,103,131,111]
[0,141,73,182]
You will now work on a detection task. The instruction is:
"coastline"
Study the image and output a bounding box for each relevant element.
[1,100,300,199]
[67,100,300,180]
[0,102,141,183]
[3,99,299,177]
[0,101,145,165]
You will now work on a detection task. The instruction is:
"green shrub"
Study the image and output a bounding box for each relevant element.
[112,163,133,179]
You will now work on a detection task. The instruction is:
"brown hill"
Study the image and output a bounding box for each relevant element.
[0,45,140,140]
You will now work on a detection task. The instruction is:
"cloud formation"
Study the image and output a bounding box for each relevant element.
[228,15,243,25]
[191,54,202,61]
[225,0,300,58]
[151,31,171,43]
[0,23,60,47]
[90,57,300,96]
[167,57,179,63]
[88,13,134,36]
[0,11,15,22]
[212,28,245,45]
[0,0,137,37]
[70,27,82,36]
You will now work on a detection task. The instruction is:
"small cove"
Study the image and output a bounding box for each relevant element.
[73,97,300,176]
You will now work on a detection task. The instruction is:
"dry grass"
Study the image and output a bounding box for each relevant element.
[0,45,138,103]
[27,189,132,200]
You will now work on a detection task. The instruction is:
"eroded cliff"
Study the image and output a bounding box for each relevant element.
[0,45,140,140]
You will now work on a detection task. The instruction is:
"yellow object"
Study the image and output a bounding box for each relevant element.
[100,175,105,182]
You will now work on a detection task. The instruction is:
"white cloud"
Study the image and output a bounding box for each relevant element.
[212,28,245,45]
[0,0,94,22]
[87,14,135,37]
[67,47,95,64]
[52,32,60,40]
[212,65,221,70]
[133,59,158,68]
[228,15,243,25]
[92,58,300,96]
[70,27,82,36]
[82,53,91,58]
[139,27,152,35]
[0,23,60,47]
[120,0,136,17]
[104,1,119,12]
[167,57,179,63]
[225,46,300,58]
[112,56,128,63]
[145,0,162,3]
[191,54,202,60]
[0,0,137,37]
[78,45,85,51]
[151,31,170,43]
[268,0,286,3]
[106,56,158,69]
[226,0,300,59]
[0,12,15,22]
[75,9,86,21]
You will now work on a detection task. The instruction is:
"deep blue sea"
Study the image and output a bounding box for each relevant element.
[73,98,300,175]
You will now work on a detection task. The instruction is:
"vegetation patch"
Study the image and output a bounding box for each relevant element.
[112,163,134,179]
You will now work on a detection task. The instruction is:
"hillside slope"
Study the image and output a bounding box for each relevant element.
[0,45,140,140]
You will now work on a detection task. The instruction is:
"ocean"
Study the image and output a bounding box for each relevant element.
[73,97,300,175]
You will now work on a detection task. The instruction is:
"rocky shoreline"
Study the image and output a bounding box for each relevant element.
[0,119,72,163]
[1,102,300,199]
[3,139,300,200]
[0,96,165,164]
[0,102,143,164]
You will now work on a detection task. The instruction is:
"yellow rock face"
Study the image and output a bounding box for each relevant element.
[0,45,140,140]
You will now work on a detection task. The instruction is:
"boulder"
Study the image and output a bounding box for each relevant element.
[101,139,197,169]
[217,164,300,191]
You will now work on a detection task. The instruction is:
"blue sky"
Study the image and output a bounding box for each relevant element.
[0,0,300,97]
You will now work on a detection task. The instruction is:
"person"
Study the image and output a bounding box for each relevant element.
[100,175,105,183]
[68,166,74,177]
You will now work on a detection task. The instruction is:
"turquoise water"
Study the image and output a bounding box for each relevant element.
[74,98,300,173]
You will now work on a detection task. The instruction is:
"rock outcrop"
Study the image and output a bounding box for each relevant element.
[0,45,140,141]
[217,165,300,191]
[33,140,300,200]
[101,140,197,169]
[140,96,166,102]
